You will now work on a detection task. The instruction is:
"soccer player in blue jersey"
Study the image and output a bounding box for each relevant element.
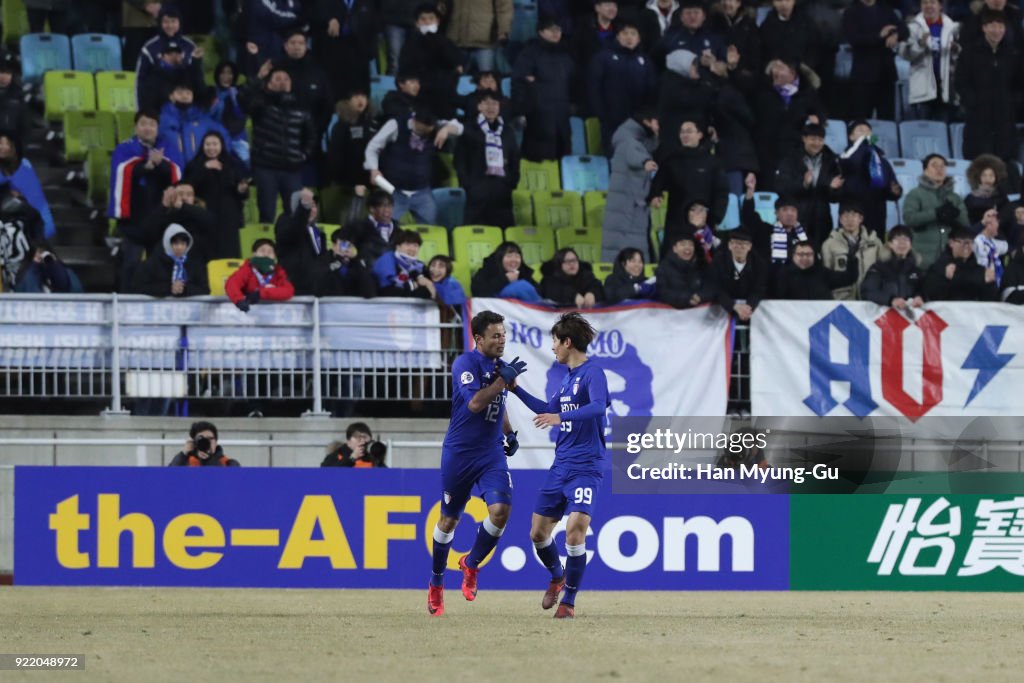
[509,312,609,619]
[428,310,527,616]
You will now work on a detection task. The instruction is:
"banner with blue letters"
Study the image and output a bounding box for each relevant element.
[15,467,789,590]
[751,301,1024,419]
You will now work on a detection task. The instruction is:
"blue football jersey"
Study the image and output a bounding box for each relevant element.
[442,349,507,457]
[552,360,609,471]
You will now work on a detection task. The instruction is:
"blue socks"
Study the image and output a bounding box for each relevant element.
[534,536,564,579]
[430,525,454,587]
[562,543,587,606]
[465,517,505,569]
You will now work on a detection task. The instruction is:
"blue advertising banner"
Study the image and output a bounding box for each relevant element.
[15,467,789,590]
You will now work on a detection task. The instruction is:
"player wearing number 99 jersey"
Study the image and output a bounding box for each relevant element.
[427,310,527,617]
[509,312,609,619]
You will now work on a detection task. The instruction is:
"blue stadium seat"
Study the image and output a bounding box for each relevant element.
[456,75,475,96]
[20,33,71,83]
[898,120,950,159]
[718,194,741,231]
[889,158,923,194]
[560,155,609,193]
[752,192,779,224]
[866,119,899,159]
[829,202,839,227]
[756,6,772,26]
[887,200,901,230]
[432,187,466,230]
[570,117,586,156]
[501,77,511,98]
[1009,193,1021,202]
[950,122,965,159]
[945,158,970,197]
[510,2,538,43]
[369,75,394,113]
[825,119,847,153]
[71,34,122,73]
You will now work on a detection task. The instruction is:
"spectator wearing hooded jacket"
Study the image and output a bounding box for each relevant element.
[602,113,660,262]
[512,18,575,162]
[540,248,605,307]
[836,120,902,239]
[159,83,233,166]
[471,242,541,301]
[604,247,655,303]
[131,224,210,297]
[0,134,55,240]
[226,238,296,310]
[902,153,969,267]
[657,48,717,156]
[588,20,659,155]
[454,90,520,228]
[184,131,250,259]
[656,233,716,308]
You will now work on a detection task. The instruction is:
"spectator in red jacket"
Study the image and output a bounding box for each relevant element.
[225,238,296,311]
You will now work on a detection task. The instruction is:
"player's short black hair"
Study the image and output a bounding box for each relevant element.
[189,421,218,440]
[346,422,372,439]
[471,310,505,339]
[252,238,276,253]
[551,312,597,353]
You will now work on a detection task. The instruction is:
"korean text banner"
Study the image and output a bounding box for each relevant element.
[751,301,1024,419]
[15,467,788,590]
[466,299,734,465]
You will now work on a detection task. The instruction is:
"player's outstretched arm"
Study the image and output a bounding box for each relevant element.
[559,371,609,422]
[510,384,552,415]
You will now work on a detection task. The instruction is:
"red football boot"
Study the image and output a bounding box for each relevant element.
[458,555,478,601]
[553,602,575,619]
[542,577,565,610]
[427,584,445,616]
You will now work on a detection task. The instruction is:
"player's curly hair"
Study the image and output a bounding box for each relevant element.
[551,312,596,352]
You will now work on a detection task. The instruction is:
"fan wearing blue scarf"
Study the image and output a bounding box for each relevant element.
[167,227,191,297]
[371,229,437,299]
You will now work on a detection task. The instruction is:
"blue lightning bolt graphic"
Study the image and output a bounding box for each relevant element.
[962,325,1014,407]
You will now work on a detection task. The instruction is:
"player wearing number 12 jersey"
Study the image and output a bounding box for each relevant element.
[427,311,527,616]
[509,312,609,619]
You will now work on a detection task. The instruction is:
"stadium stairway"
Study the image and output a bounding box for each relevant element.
[26,116,114,291]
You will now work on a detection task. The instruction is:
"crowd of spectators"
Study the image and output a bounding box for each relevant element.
[0,0,1022,311]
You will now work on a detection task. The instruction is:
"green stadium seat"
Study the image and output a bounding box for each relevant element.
[517,159,560,191]
[64,110,116,162]
[2,0,29,48]
[96,71,137,113]
[583,190,606,228]
[406,224,450,264]
[584,117,602,154]
[644,263,656,278]
[451,259,473,293]
[512,189,534,225]
[452,225,503,273]
[593,261,614,281]
[651,192,667,232]
[238,223,276,255]
[85,148,112,206]
[556,226,602,264]
[43,70,95,122]
[533,191,583,230]
[504,225,555,267]
[114,110,136,141]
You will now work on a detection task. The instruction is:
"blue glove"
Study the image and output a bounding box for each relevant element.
[497,356,527,383]
[504,431,519,458]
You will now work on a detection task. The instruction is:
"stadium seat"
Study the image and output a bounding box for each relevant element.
[518,159,561,191]
[2,0,29,48]
[407,224,450,263]
[114,109,136,141]
[431,188,466,229]
[71,34,122,73]
[560,155,610,193]
[866,119,899,159]
[570,117,586,156]
[63,110,117,162]
[505,225,555,266]
[583,190,606,228]
[584,117,602,154]
[533,190,583,229]
[1009,193,1021,202]
[644,263,656,278]
[20,33,72,83]
[510,1,538,43]
[889,158,923,194]
[555,226,602,264]
[898,120,950,159]
[718,193,741,231]
[436,152,459,188]
[650,192,667,237]
[369,76,395,112]
[949,122,965,160]
[500,77,511,98]
[85,148,112,206]
[452,225,504,272]
[451,259,473,292]
[752,192,779,224]
[376,35,388,75]
[456,75,475,96]
[825,119,847,153]
[43,70,96,122]
[945,158,970,196]
[96,71,137,113]
[829,202,839,227]
[207,259,243,296]
[593,262,614,281]
[512,189,534,225]
[238,224,275,255]
[886,200,901,229]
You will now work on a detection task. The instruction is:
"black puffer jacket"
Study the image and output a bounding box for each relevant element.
[860,249,924,306]
[649,143,730,229]
[656,252,716,309]
[539,259,604,305]
[604,261,650,304]
[240,83,316,170]
[471,243,539,298]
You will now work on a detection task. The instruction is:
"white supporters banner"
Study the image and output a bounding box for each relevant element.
[466,299,735,467]
[751,301,1024,419]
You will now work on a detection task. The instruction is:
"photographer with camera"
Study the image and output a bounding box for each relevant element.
[321,422,387,468]
[14,240,83,293]
[371,229,436,299]
[169,421,240,466]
